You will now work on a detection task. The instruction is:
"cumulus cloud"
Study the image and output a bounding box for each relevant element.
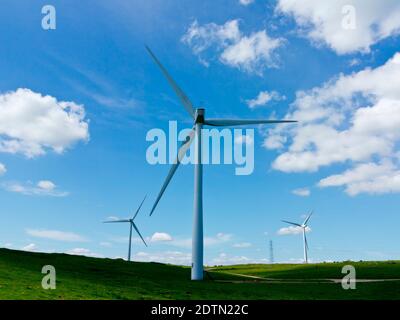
[0,163,5,176]
[277,226,311,235]
[150,232,173,242]
[0,88,89,158]
[3,180,68,197]
[276,0,400,54]
[182,20,283,73]
[292,188,311,197]
[319,160,400,195]
[246,90,285,108]
[26,229,87,242]
[266,52,400,195]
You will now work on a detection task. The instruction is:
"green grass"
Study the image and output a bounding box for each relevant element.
[0,248,399,300]
[209,261,400,279]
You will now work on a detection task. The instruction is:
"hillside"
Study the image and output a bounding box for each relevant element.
[0,248,399,300]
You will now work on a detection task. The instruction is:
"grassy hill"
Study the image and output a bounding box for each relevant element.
[0,248,399,300]
[209,261,400,279]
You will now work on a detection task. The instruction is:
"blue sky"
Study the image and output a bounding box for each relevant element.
[1,0,400,265]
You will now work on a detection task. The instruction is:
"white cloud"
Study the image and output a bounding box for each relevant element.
[246,90,285,108]
[276,0,400,54]
[163,238,191,248]
[37,180,56,191]
[266,52,400,195]
[210,253,268,265]
[277,226,311,235]
[220,31,283,72]
[349,58,361,67]
[239,0,254,6]
[4,180,68,197]
[106,216,120,221]
[134,251,191,265]
[205,233,233,246]
[147,232,232,249]
[0,163,6,176]
[292,188,311,197]
[22,243,37,252]
[233,242,252,248]
[150,232,173,242]
[319,160,400,195]
[182,20,283,73]
[182,20,241,54]
[67,248,103,258]
[234,134,254,146]
[0,88,89,158]
[26,229,87,242]
[99,241,112,247]
[1,243,12,248]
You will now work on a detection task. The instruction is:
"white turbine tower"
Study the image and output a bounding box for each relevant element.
[282,211,313,263]
[103,196,147,261]
[146,46,297,280]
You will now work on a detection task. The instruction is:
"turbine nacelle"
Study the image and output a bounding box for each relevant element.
[194,108,205,124]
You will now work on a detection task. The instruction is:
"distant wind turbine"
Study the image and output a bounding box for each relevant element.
[146,46,297,280]
[282,211,313,263]
[103,196,148,261]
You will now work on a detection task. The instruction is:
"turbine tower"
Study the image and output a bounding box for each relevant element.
[103,196,148,261]
[269,240,274,264]
[146,46,297,280]
[282,211,313,263]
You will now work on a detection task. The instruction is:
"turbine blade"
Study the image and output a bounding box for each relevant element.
[281,220,302,227]
[132,222,147,247]
[149,128,195,216]
[204,119,297,127]
[132,195,147,221]
[303,210,313,226]
[103,219,131,223]
[145,46,195,118]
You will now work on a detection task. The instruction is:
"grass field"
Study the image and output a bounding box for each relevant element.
[0,248,399,300]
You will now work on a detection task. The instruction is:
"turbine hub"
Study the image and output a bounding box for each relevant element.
[195,108,205,124]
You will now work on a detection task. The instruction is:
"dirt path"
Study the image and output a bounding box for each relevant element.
[213,271,400,284]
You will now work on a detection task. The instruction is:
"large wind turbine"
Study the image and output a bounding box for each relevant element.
[146,46,297,280]
[282,211,313,263]
[103,196,148,261]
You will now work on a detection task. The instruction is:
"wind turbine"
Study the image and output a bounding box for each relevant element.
[103,196,148,261]
[146,46,297,280]
[282,211,313,263]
